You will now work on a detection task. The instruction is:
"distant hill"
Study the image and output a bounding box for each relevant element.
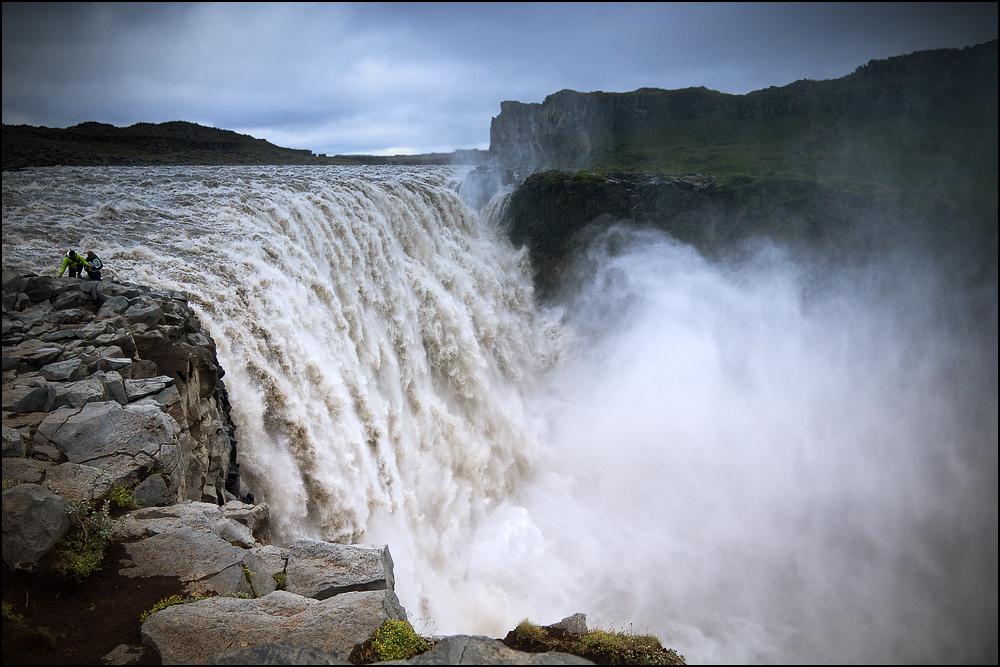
[1,120,487,170]
[488,40,998,189]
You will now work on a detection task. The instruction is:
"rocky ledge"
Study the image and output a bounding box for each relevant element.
[2,271,597,665]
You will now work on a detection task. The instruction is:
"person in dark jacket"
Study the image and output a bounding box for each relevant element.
[57,250,89,278]
[84,251,103,281]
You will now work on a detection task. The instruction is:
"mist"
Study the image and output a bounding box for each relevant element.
[432,219,997,663]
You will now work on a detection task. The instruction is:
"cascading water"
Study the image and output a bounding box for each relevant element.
[3,165,996,663]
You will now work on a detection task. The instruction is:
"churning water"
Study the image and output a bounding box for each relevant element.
[3,166,996,663]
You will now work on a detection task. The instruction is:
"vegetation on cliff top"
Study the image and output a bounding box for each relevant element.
[491,40,997,193]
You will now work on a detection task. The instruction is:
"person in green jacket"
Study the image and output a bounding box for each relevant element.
[57,249,90,278]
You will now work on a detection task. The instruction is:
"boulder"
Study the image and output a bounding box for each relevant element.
[2,483,71,570]
[221,500,271,543]
[402,635,595,665]
[100,643,159,665]
[141,589,407,664]
[114,502,256,548]
[124,301,165,327]
[118,525,272,597]
[2,457,50,485]
[251,544,288,579]
[45,375,112,410]
[203,642,350,665]
[548,613,588,635]
[285,538,395,600]
[39,358,85,382]
[34,401,184,498]
[2,424,29,458]
[2,383,56,414]
[40,462,115,502]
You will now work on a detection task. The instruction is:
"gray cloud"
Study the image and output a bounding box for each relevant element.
[3,2,996,155]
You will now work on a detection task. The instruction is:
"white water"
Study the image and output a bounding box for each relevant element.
[3,166,996,663]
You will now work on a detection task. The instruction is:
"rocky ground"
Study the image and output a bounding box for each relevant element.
[2,270,610,665]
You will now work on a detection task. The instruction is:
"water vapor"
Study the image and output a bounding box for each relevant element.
[471,223,997,663]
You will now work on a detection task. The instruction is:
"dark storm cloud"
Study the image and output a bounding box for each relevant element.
[3,2,997,155]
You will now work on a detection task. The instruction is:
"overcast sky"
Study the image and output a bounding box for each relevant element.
[3,2,997,156]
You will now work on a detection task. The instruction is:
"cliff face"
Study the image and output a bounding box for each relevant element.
[2,271,241,505]
[488,40,998,172]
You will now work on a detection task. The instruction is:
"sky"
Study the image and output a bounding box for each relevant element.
[2,2,997,156]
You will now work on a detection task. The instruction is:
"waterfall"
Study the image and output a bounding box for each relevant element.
[3,166,996,663]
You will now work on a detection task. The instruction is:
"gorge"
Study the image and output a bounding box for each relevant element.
[3,40,997,665]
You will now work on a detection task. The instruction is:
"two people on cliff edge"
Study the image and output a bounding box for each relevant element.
[58,249,103,281]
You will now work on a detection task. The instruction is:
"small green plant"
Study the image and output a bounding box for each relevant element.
[369,619,429,662]
[140,595,193,624]
[580,626,684,665]
[139,592,250,624]
[2,601,25,624]
[272,572,286,589]
[504,619,686,665]
[2,478,23,491]
[513,619,547,645]
[106,486,144,510]
[55,499,116,582]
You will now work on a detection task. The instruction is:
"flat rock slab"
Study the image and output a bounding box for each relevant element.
[204,642,350,665]
[399,635,595,665]
[285,537,395,600]
[115,501,256,548]
[142,589,406,664]
[34,400,182,495]
[118,525,271,598]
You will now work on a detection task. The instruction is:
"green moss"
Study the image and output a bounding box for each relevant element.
[370,619,429,662]
[504,619,686,665]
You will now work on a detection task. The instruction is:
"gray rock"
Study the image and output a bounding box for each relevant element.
[251,544,289,579]
[95,357,134,374]
[39,358,85,382]
[114,501,256,548]
[23,276,57,303]
[51,290,89,311]
[124,375,175,402]
[2,457,50,485]
[399,635,595,665]
[222,500,270,541]
[35,401,184,498]
[548,613,588,635]
[2,424,29,458]
[40,329,81,342]
[2,383,55,413]
[285,538,395,600]
[100,642,159,665]
[29,441,65,463]
[132,473,171,507]
[204,642,350,665]
[96,296,131,318]
[142,589,407,664]
[2,270,27,295]
[118,525,270,597]
[2,483,71,570]
[41,462,114,502]
[46,375,111,410]
[47,307,90,325]
[101,370,128,405]
[124,302,165,326]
